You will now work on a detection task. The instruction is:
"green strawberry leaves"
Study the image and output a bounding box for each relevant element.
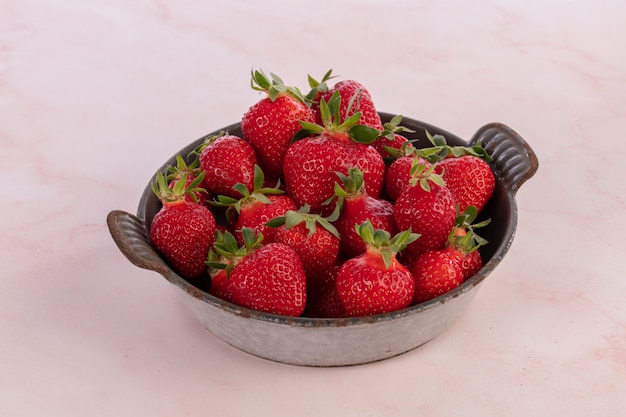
[250,68,308,104]
[292,91,381,144]
[206,227,264,277]
[355,220,420,269]
[408,159,446,192]
[418,131,494,163]
[448,206,491,254]
[383,130,494,163]
[305,69,336,103]
[212,165,283,213]
[266,204,340,239]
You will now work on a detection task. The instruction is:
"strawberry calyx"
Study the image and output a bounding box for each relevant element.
[383,131,493,163]
[166,154,201,183]
[356,220,420,270]
[293,91,381,144]
[266,203,340,238]
[304,69,336,104]
[324,166,367,212]
[420,131,493,163]
[151,169,206,204]
[334,166,366,198]
[408,158,446,192]
[206,227,264,277]
[211,164,283,214]
[448,206,491,254]
[191,131,230,155]
[250,68,308,104]
[379,114,415,143]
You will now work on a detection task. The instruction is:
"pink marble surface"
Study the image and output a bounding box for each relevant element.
[2,0,625,415]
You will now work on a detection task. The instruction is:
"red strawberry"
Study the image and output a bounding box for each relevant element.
[336,221,419,317]
[461,249,483,279]
[393,162,457,260]
[241,69,315,179]
[314,79,383,130]
[166,154,211,206]
[332,167,397,258]
[283,92,385,214]
[213,165,296,245]
[149,171,216,279]
[267,204,340,279]
[411,246,465,304]
[208,228,307,316]
[411,206,490,303]
[435,155,495,214]
[197,132,258,199]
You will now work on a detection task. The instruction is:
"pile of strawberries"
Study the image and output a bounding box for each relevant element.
[148,69,496,318]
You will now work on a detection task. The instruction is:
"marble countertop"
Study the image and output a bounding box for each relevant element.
[2,0,624,415]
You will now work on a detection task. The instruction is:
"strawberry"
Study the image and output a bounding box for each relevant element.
[335,221,419,317]
[241,69,315,179]
[283,92,385,214]
[393,161,457,260]
[411,206,490,303]
[314,78,383,130]
[266,204,340,279]
[207,228,307,316]
[460,247,483,279]
[411,246,465,304]
[149,170,216,279]
[166,154,211,206]
[196,132,258,199]
[435,155,495,214]
[213,165,296,245]
[332,167,397,258]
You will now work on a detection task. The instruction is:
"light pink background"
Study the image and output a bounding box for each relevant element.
[2,1,624,415]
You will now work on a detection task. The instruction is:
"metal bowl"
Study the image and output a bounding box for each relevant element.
[107,113,538,367]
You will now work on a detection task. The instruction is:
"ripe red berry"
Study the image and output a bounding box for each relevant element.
[150,171,216,279]
[241,69,315,179]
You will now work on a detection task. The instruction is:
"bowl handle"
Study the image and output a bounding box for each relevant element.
[469,123,539,194]
[107,210,170,275]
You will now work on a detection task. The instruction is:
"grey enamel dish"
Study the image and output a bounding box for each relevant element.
[107,113,538,367]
